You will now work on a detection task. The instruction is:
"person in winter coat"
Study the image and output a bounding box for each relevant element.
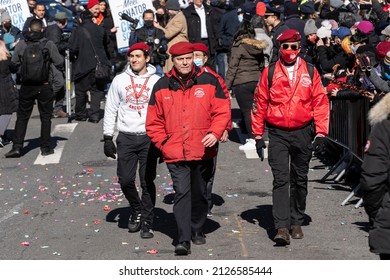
[103,43,161,239]
[252,29,329,246]
[360,92,390,260]
[146,41,230,256]
[154,0,188,73]
[251,14,273,66]
[0,38,18,147]
[225,19,267,151]
[0,11,23,55]
[69,9,111,123]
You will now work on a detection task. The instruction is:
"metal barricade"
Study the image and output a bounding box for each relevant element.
[65,49,75,122]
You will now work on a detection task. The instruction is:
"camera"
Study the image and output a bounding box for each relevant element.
[145,36,168,67]
[120,13,139,30]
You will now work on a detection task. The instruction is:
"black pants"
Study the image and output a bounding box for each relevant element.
[206,144,219,211]
[268,124,313,229]
[74,71,105,121]
[13,84,53,151]
[167,159,213,243]
[116,132,159,225]
[234,81,257,138]
[380,254,390,260]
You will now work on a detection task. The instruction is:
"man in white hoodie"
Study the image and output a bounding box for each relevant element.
[103,42,161,239]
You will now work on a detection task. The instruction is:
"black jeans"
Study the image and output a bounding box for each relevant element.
[13,84,53,151]
[268,124,313,229]
[74,71,105,121]
[167,159,213,243]
[233,81,257,138]
[116,132,158,225]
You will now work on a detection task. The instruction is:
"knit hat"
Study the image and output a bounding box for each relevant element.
[304,19,318,36]
[127,42,150,56]
[165,0,181,11]
[256,2,266,16]
[328,19,339,30]
[317,20,332,38]
[356,20,374,34]
[243,2,256,21]
[169,41,194,56]
[284,2,299,17]
[331,27,352,40]
[193,43,209,55]
[277,29,301,43]
[0,11,11,22]
[87,0,99,9]
[329,0,343,9]
[300,1,315,15]
[376,42,390,61]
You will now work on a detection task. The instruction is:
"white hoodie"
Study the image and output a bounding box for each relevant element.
[103,64,160,136]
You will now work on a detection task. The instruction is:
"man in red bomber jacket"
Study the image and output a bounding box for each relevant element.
[252,29,329,246]
[146,41,230,256]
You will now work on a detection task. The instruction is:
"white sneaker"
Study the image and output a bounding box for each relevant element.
[239,138,256,151]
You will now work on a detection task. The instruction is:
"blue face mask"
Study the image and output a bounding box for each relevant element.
[193,58,204,67]
[238,14,243,23]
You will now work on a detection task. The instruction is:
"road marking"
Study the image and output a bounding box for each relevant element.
[234,214,249,257]
[34,123,78,165]
[0,203,23,227]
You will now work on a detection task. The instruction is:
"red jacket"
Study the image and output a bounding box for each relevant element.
[252,58,329,136]
[146,66,231,163]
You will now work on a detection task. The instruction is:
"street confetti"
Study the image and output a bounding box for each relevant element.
[103,205,111,211]
[147,249,158,254]
[23,210,29,214]
[21,242,30,247]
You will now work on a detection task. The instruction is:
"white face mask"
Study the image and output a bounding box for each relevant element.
[238,14,243,23]
[193,58,204,67]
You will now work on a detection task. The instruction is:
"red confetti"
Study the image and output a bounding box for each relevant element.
[86,168,94,173]
[147,249,158,254]
[94,220,100,225]
[23,210,29,215]
[21,242,30,247]
[103,205,111,211]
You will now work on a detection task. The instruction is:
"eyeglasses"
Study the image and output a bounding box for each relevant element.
[281,43,299,51]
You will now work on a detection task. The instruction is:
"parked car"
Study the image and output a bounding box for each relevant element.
[40,0,76,33]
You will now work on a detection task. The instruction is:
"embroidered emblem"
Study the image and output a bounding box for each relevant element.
[194,88,205,98]
[301,74,312,87]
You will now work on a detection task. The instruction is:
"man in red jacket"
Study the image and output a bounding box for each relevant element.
[252,29,329,246]
[146,41,230,255]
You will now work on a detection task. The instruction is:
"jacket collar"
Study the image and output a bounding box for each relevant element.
[167,65,203,91]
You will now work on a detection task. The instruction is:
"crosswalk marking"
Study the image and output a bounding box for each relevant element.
[33,123,78,165]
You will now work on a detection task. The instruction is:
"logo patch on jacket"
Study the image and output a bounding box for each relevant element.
[194,88,205,98]
[301,74,312,87]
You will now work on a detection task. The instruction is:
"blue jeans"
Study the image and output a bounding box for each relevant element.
[216,52,226,79]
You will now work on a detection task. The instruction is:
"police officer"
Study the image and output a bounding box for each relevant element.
[252,29,330,246]
[129,9,168,77]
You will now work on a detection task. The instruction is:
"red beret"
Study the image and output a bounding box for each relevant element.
[127,42,150,56]
[192,43,209,54]
[277,29,301,43]
[87,0,99,9]
[169,41,194,57]
[376,41,390,61]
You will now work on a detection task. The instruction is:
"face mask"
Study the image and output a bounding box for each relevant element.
[156,14,164,21]
[238,14,243,23]
[280,49,299,64]
[144,20,154,28]
[3,22,12,30]
[193,58,204,67]
[350,45,359,54]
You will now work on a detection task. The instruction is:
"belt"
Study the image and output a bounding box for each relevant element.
[123,131,147,136]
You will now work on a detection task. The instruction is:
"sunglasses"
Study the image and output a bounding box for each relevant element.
[281,43,299,50]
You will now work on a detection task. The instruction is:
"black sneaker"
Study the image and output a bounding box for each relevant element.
[174,241,191,256]
[5,147,21,158]
[128,211,141,232]
[140,222,154,239]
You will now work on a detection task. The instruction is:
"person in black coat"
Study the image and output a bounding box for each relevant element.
[69,9,110,123]
[22,3,48,36]
[183,0,222,69]
[361,92,390,260]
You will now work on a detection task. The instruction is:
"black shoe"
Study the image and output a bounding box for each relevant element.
[75,117,87,122]
[175,241,191,255]
[5,147,21,158]
[191,231,206,245]
[88,118,100,124]
[41,148,54,156]
[140,222,154,239]
[0,136,12,148]
[128,211,141,232]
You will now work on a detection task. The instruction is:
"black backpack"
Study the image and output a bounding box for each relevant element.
[21,39,50,84]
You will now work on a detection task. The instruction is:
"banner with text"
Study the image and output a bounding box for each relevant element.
[0,0,30,32]
[108,0,154,53]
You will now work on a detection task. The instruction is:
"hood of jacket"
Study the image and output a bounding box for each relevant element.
[369,93,390,126]
[24,31,44,42]
[125,64,157,77]
[240,38,268,56]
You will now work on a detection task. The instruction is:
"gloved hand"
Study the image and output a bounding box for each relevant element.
[255,138,266,161]
[312,136,326,157]
[104,135,117,159]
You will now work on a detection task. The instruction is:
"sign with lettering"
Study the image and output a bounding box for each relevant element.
[108,0,154,53]
[0,0,30,31]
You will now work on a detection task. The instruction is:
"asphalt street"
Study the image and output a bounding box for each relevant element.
[0,99,376,260]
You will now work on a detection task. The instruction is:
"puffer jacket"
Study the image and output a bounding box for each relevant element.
[225,37,267,89]
[361,93,390,255]
[146,66,230,163]
[252,57,329,136]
